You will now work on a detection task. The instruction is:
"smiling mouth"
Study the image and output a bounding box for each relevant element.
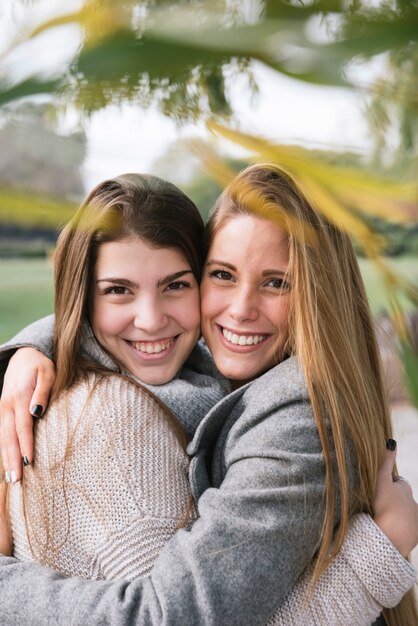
[221,327,269,346]
[128,337,176,355]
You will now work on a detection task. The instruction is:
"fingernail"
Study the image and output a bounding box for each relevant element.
[22,456,30,467]
[5,471,11,483]
[10,470,17,483]
[30,404,44,418]
[386,438,397,451]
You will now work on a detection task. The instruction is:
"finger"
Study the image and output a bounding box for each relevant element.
[393,475,411,488]
[393,476,415,501]
[380,439,397,474]
[0,406,23,483]
[0,406,11,483]
[16,366,55,464]
[29,364,55,417]
[7,381,37,469]
[15,407,35,467]
[0,481,12,556]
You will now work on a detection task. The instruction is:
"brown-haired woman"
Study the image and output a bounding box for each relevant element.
[3,172,224,581]
[0,166,416,625]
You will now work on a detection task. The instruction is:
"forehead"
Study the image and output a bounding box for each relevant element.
[95,237,189,272]
[210,214,289,268]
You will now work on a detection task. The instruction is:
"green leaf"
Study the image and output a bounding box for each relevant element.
[0,78,60,107]
[76,30,229,82]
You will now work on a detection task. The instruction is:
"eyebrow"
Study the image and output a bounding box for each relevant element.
[96,270,194,289]
[158,270,194,287]
[206,260,288,276]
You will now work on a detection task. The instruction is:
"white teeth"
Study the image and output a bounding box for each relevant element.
[131,339,174,354]
[222,329,266,346]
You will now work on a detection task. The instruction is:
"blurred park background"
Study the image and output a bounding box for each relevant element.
[0,0,417,481]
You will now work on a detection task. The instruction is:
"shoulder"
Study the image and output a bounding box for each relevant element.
[41,373,172,438]
[240,355,309,415]
[222,356,319,462]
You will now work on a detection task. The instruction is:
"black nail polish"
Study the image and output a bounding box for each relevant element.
[22,456,30,466]
[30,404,44,418]
[386,438,397,451]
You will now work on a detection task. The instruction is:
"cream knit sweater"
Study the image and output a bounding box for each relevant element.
[11,374,194,580]
[10,373,416,625]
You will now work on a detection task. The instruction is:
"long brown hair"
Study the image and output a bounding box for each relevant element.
[21,174,203,567]
[53,172,204,398]
[205,163,417,625]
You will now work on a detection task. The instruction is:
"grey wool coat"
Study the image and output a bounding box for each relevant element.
[3,317,413,625]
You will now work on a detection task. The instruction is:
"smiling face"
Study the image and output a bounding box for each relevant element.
[200,214,291,386]
[91,236,201,385]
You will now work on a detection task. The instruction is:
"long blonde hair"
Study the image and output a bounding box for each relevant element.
[205,163,417,625]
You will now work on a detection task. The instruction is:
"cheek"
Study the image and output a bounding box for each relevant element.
[92,302,124,338]
[175,291,201,332]
[200,285,222,324]
[271,298,290,338]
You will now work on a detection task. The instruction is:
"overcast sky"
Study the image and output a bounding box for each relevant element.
[0,0,379,190]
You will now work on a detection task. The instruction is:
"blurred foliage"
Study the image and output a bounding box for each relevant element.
[1,0,417,405]
[1,0,416,123]
[181,156,243,221]
[0,101,84,255]
[400,338,418,408]
[0,103,86,198]
[358,216,418,257]
[365,2,418,167]
[0,185,76,229]
[193,122,416,256]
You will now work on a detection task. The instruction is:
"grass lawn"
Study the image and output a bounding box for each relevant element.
[0,256,417,345]
[0,258,54,344]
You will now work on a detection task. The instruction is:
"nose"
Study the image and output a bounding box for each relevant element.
[133,295,169,334]
[228,286,259,323]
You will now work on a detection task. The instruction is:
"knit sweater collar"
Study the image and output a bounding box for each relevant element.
[80,321,230,436]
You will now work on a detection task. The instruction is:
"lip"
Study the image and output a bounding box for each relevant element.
[124,335,179,361]
[216,325,272,353]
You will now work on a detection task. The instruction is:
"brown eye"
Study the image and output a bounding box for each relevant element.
[265,278,290,291]
[165,282,189,291]
[210,270,233,281]
[104,286,129,295]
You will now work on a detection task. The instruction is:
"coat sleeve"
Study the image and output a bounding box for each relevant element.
[268,514,416,625]
[0,394,413,626]
[0,516,414,626]
[0,315,55,389]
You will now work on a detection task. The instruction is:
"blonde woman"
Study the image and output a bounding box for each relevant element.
[0,165,417,625]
